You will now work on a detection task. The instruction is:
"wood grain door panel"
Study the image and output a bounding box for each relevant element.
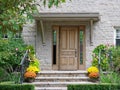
[60,26,78,70]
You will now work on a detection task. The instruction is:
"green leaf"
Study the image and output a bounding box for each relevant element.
[48,0,54,8]
[3,21,8,25]
[54,0,59,6]
[61,0,66,2]
[43,0,46,7]
[0,26,2,29]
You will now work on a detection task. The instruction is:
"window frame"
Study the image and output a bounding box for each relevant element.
[115,27,120,46]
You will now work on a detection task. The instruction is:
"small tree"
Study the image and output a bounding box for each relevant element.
[0,0,67,33]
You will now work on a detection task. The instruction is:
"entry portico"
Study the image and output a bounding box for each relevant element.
[33,13,99,70]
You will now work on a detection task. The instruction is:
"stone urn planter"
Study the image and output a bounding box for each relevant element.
[25,78,35,83]
[24,71,36,83]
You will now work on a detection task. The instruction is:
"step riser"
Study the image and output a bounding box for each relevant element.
[34,84,67,87]
[37,74,87,77]
[35,88,66,90]
[35,79,89,82]
[35,88,67,90]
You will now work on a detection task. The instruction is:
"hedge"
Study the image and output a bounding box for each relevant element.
[0,84,35,90]
[68,84,120,90]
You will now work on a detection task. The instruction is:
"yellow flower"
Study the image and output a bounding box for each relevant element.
[26,66,39,73]
[87,66,99,73]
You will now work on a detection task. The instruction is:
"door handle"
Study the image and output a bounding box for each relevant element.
[75,49,77,57]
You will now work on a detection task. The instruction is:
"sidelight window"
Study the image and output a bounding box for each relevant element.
[53,30,57,64]
[79,30,84,64]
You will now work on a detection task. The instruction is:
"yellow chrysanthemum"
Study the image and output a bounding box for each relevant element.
[26,66,39,73]
[87,66,99,73]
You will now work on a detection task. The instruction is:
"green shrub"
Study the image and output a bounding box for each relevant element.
[0,68,9,82]
[0,84,35,90]
[29,57,40,69]
[100,72,120,84]
[68,84,120,90]
[0,38,26,67]
[0,38,27,82]
[112,47,120,72]
[92,44,112,71]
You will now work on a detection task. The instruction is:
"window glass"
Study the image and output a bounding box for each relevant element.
[14,33,21,38]
[116,28,120,46]
[79,30,84,64]
[2,34,8,38]
[53,30,57,64]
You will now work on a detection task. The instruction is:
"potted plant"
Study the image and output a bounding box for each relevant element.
[24,71,36,83]
[87,66,99,82]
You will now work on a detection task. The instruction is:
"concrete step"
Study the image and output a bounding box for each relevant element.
[32,82,95,87]
[37,71,87,77]
[33,71,97,90]
[35,87,67,90]
[35,76,90,82]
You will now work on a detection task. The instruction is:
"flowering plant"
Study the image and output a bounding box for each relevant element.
[89,72,99,79]
[87,66,99,73]
[26,66,39,73]
[24,71,36,79]
[87,66,99,79]
[30,58,40,69]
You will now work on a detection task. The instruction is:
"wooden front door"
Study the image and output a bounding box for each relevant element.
[59,26,78,70]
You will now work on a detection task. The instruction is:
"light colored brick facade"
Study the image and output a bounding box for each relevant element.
[23,0,120,70]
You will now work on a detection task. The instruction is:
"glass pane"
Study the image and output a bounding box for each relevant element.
[116,29,120,33]
[79,30,84,64]
[53,30,57,64]
[116,39,120,46]
[116,29,120,39]
[14,33,21,38]
[2,34,8,38]
[53,31,56,45]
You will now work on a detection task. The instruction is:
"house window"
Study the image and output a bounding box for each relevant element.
[2,34,8,38]
[53,30,57,64]
[1,32,21,39]
[116,28,120,46]
[14,32,21,39]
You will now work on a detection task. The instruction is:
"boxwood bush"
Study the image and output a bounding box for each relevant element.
[0,84,35,90]
[68,84,120,90]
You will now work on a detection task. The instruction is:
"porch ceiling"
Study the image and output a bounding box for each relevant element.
[33,12,100,21]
